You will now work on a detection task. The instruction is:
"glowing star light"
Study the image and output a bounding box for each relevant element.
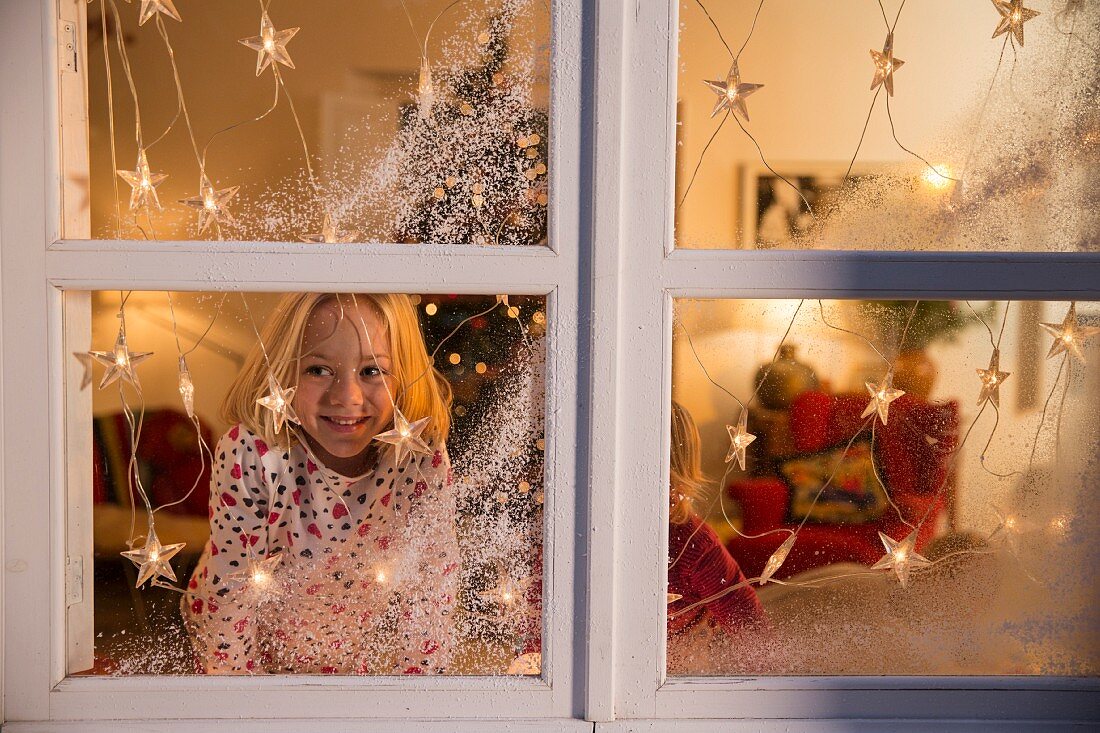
[179,177,239,235]
[88,326,153,390]
[229,552,284,591]
[373,408,432,466]
[116,149,168,212]
[992,0,1040,47]
[703,59,763,121]
[137,0,181,25]
[869,32,905,96]
[976,349,1010,408]
[1040,303,1098,364]
[989,505,1023,554]
[861,370,905,426]
[121,528,185,588]
[871,529,930,588]
[416,57,435,120]
[177,355,195,419]
[300,213,359,243]
[723,409,756,471]
[239,12,299,76]
[759,532,797,585]
[256,373,299,434]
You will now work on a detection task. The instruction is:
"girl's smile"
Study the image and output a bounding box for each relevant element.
[295,298,397,476]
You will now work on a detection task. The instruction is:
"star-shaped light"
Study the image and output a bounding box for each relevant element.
[239,12,299,76]
[1040,302,1098,364]
[759,532,797,585]
[505,651,541,676]
[88,326,153,390]
[723,409,756,471]
[373,408,432,466]
[666,592,683,604]
[256,373,299,434]
[177,355,195,419]
[300,213,360,243]
[137,0,181,26]
[229,552,284,591]
[116,149,168,212]
[861,370,905,426]
[989,505,1023,555]
[869,32,905,96]
[179,177,239,235]
[73,352,95,391]
[871,529,930,588]
[121,528,185,588]
[976,348,1011,408]
[416,57,435,120]
[992,0,1040,47]
[703,59,763,121]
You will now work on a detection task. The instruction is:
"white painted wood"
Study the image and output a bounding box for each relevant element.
[582,0,628,723]
[6,721,593,733]
[1,0,55,723]
[2,0,590,728]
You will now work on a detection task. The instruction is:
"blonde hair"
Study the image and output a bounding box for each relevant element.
[223,293,452,449]
[669,401,709,525]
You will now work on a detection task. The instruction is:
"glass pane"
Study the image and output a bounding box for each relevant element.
[76,0,549,244]
[674,1,1099,250]
[77,291,545,675]
[669,298,1100,675]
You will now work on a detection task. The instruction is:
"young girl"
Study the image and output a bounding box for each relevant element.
[183,293,459,675]
[667,401,765,640]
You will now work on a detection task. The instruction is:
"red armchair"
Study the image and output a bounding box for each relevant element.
[725,390,958,581]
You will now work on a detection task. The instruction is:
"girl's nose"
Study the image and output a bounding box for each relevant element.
[329,373,365,407]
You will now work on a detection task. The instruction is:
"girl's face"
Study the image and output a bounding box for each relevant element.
[295,298,397,476]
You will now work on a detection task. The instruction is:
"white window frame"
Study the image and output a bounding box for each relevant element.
[588,0,1100,730]
[0,0,598,729]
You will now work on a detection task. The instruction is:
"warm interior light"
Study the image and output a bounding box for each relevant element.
[921,165,953,190]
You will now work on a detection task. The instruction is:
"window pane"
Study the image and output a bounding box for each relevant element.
[76,0,549,244]
[77,291,545,675]
[669,298,1099,675]
[674,1,1099,251]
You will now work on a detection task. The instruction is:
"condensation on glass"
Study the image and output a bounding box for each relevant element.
[77,290,546,675]
[667,298,1100,675]
[72,0,550,244]
[674,1,1100,251]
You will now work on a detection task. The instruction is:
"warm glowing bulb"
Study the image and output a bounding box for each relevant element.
[501,591,514,603]
[263,37,275,51]
[115,352,128,366]
[1063,333,1074,343]
[1012,10,1021,21]
[203,195,216,210]
[425,303,438,315]
[375,569,387,583]
[921,165,953,190]
[1050,515,1068,532]
[149,551,160,562]
[894,547,908,562]
[252,570,270,586]
[1004,516,1018,530]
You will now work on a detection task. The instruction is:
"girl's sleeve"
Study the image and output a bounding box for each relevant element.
[394,445,460,674]
[182,425,271,673]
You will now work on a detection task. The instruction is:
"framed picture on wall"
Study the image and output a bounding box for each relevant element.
[738,162,886,249]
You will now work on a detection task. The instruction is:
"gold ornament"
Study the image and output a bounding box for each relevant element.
[179,177,240,234]
[256,373,299,435]
[871,529,929,588]
[991,0,1040,47]
[1040,302,1098,364]
[137,0,181,26]
[373,408,432,466]
[88,326,153,390]
[703,59,763,121]
[869,32,905,96]
[723,409,756,471]
[121,527,185,588]
[861,370,905,426]
[976,348,1010,408]
[116,149,168,212]
[239,12,299,76]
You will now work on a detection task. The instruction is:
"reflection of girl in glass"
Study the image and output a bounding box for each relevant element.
[183,293,458,675]
[668,402,766,641]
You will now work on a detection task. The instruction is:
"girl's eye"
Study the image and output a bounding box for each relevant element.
[361,366,385,378]
[304,365,333,377]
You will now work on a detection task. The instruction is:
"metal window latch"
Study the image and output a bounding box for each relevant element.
[66,555,84,606]
[60,20,78,73]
